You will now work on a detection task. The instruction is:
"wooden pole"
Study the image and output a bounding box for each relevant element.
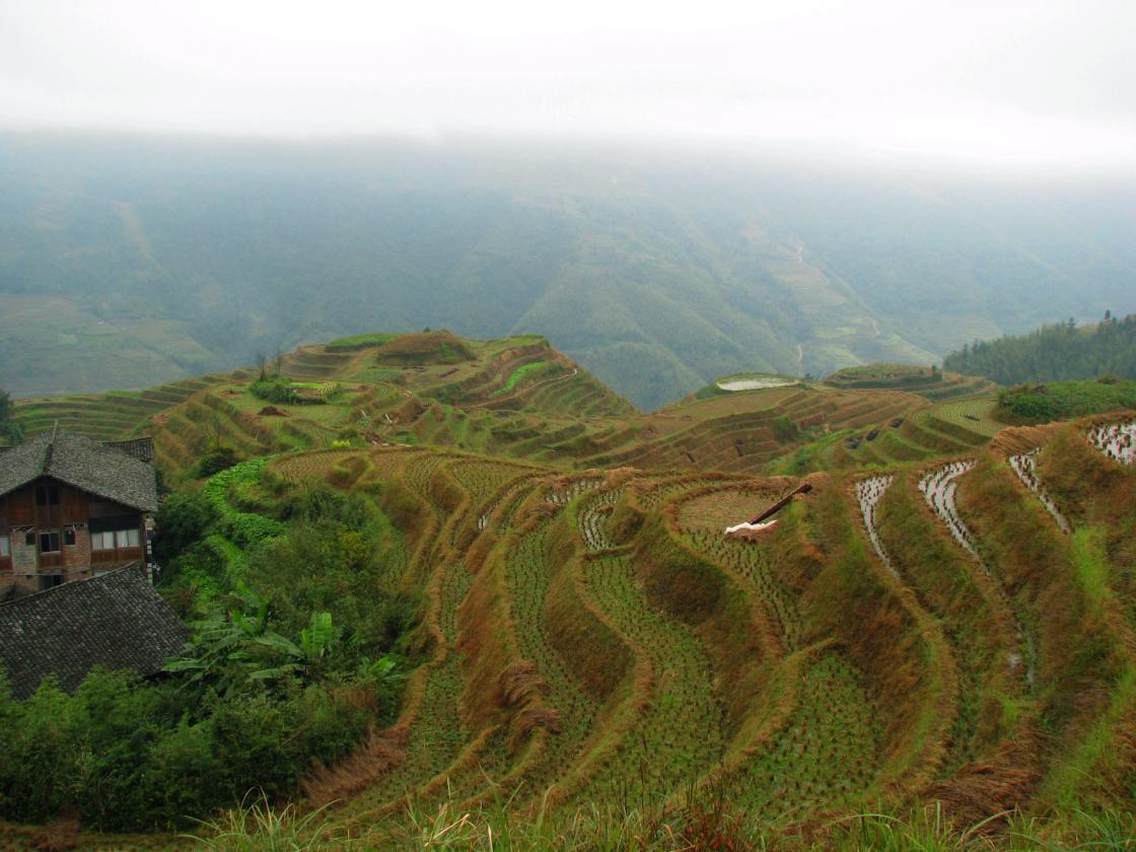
[748,483,812,525]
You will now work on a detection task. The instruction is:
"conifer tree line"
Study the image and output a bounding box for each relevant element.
[944,312,1136,384]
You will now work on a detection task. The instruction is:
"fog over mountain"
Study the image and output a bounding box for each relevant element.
[3,1,1135,407]
[4,1,1134,171]
[2,133,1134,408]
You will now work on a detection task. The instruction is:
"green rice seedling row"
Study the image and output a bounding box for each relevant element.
[575,555,724,807]
[723,653,880,815]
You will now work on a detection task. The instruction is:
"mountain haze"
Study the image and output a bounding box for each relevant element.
[3,132,1135,408]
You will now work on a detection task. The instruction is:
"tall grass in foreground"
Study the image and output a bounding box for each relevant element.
[186,793,333,851]
[187,792,1136,850]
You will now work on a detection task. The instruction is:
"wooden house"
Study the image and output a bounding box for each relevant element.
[0,430,158,595]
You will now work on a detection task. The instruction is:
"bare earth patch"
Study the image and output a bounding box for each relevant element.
[677,486,784,532]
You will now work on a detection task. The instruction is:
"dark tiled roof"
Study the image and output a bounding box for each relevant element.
[0,566,189,699]
[104,437,156,464]
[0,430,158,512]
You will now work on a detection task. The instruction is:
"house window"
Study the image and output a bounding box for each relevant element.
[35,484,60,506]
[63,528,77,547]
[38,531,61,553]
[93,529,138,550]
[39,575,63,590]
[25,530,35,547]
[0,535,9,557]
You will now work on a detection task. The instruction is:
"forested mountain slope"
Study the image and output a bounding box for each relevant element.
[945,313,1136,385]
[3,133,1135,408]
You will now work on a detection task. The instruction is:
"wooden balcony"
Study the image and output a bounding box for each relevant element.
[92,546,143,564]
[38,552,63,569]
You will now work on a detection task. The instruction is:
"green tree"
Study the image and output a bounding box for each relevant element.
[155,491,219,563]
[0,388,18,443]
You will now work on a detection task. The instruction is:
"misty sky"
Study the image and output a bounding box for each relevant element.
[2,0,1134,171]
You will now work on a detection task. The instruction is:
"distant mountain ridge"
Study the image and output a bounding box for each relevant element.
[2,132,1135,408]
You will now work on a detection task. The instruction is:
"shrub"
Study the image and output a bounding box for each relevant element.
[0,676,85,822]
[997,379,1136,423]
[196,445,240,478]
[771,414,800,442]
[145,717,222,827]
[156,491,220,563]
[325,331,398,352]
[0,664,392,832]
[250,378,298,405]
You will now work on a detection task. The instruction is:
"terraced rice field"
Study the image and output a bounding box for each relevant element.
[919,461,980,555]
[921,396,1004,438]
[34,332,1006,485]
[11,378,213,441]
[824,396,1006,471]
[856,474,896,575]
[1009,450,1071,533]
[919,459,1031,682]
[15,334,1136,844]
[675,485,785,532]
[334,562,473,825]
[1089,420,1136,464]
[576,555,723,806]
[503,524,602,797]
[723,653,880,814]
[578,487,622,552]
[688,529,802,651]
